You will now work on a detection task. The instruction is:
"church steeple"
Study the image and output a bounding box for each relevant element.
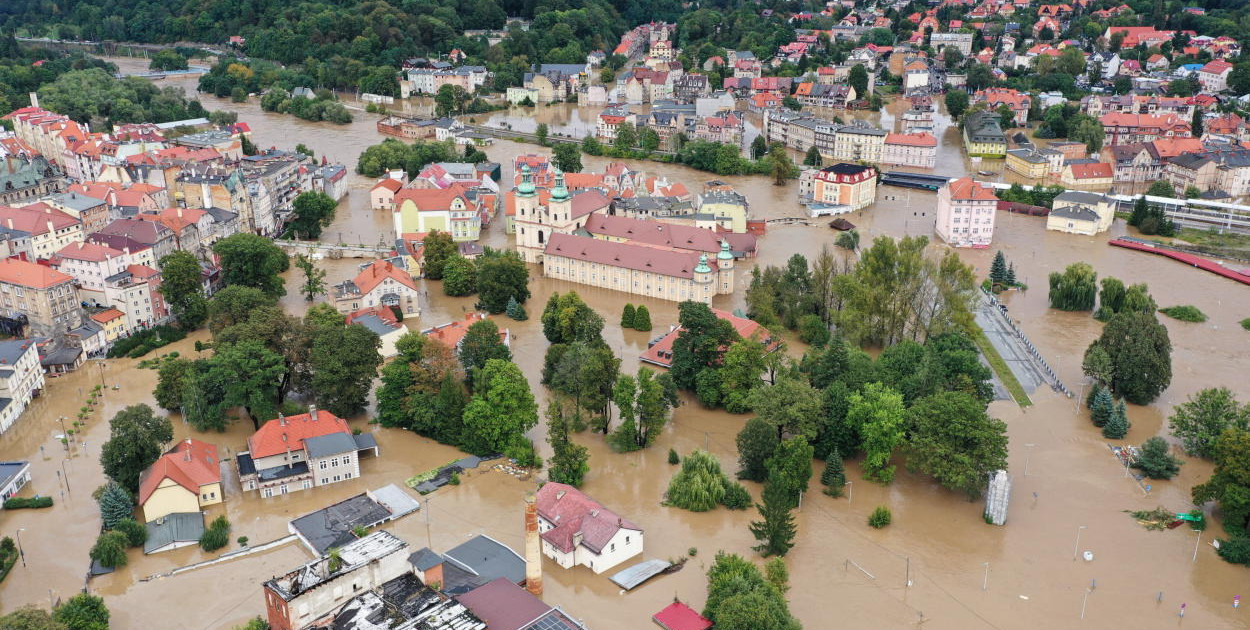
[551,168,569,201]
[518,164,536,197]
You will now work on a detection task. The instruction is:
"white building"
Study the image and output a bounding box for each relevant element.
[936,176,998,248]
[535,482,643,574]
[52,241,131,298]
[0,340,45,434]
[0,461,31,501]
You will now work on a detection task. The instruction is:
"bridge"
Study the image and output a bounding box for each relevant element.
[881,171,957,190]
[273,240,392,259]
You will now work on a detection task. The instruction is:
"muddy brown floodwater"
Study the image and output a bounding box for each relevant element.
[1,57,1248,629]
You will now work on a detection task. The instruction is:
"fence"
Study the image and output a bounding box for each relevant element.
[982,290,1071,397]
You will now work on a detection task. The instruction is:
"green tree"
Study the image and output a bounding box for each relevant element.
[750,136,768,160]
[421,231,457,280]
[149,50,189,71]
[1082,344,1114,387]
[703,553,801,630]
[112,518,148,547]
[621,304,636,329]
[1103,400,1130,439]
[989,251,1008,285]
[747,374,823,440]
[736,417,781,482]
[945,89,969,118]
[213,340,287,427]
[309,321,382,418]
[907,392,1008,499]
[764,438,815,509]
[848,64,868,99]
[1069,116,1104,153]
[552,142,583,173]
[670,301,741,389]
[548,342,620,432]
[541,292,605,345]
[476,249,530,313]
[1192,428,1250,535]
[639,128,661,153]
[614,123,638,151]
[435,84,468,117]
[212,234,289,298]
[100,405,173,493]
[97,482,133,530]
[289,191,336,239]
[849,382,906,483]
[821,449,846,497]
[89,531,128,569]
[546,399,590,487]
[1192,108,1204,139]
[581,135,603,156]
[750,482,797,557]
[442,255,477,296]
[535,122,549,147]
[0,607,67,630]
[1169,388,1250,458]
[461,359,538,455]
[1090,387,1115,427]
[1088,311,1172,405]
[458,319,512,382]
[158,251,208,330]
[376,333,464,442]
[505,296,528,320]
[153,357,190,411]
[666,449,727,511]
[767,142,798,186]
[803,145,822,167]
[1048,262,1097,311]
[1146,180,1176,198]
[294,254,326,302]
[609,367,674,449]
[720,339,766,413]
[53,594,109,630]
[207,285,276,335]
[633,305,652,331]
[1133,437,1182,479]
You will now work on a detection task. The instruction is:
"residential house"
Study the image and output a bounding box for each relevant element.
[903,58,931,92]
[392,184,484,242]
[1198,60,1234,93]
[88,218,175,269]
[639,307,781,367]
[536,482,643,574]
[882,133,938,168]
[936,177,997,248]
[794,83,856,109]
[237,407,379,498]
[798,163,878,210]
[345,306,406,359]
[138,438,223,524]
[51,241,131,299]
[1059,161,1114,188]
[695,188,750,234]
[0,202,83,262]
[1164,153,1219,193]
[90,308,126,344]
[1099,113,1192,146]
[1146,54,1170,71]
[333,260,421,317]
[976,88,1032,126]
[0,461,32,501]
[1104,27,1176,49]
[694,112,745,146]
[370,178,404,211]
[1047,191,1115,235]
[1006,149,1053,179]
[0,258,81,338]
[962,111,1007,157]
[41,191,109,234]
[931,33,974,56]
[422,312,511,352]
[101,264,168,334]
[833,123,887,163]
[0,155,66,205]
[0,340,44,434]
[672,74,710,102]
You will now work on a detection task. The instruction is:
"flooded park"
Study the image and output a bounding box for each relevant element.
[0,58,1248,629]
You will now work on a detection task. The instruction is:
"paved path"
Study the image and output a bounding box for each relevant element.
[975,297,1049,396]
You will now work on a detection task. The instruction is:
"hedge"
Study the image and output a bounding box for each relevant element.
[4,496,53,509]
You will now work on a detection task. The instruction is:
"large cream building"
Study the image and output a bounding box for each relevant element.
[513,167,611,263]
[543,234,735,304]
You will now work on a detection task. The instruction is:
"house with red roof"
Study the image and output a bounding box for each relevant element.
[653,601,713,630]
[1060,161,1114,188]
[421,312,511,351]
[975,88,1032,126]
[1198,59,1234,93]
[0,202,83,261]
[139,438,223,524]
[936,177,998,248]
[641,308,781,368]
[392,183,485,241]
[237,406,379,498]
[1104,26,1175,49]
[332,259,421,316]
[535,482,643,574]
[370,178,404,211]
[0,257,81,337]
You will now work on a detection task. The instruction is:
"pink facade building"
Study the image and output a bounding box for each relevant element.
[936,177,998,248]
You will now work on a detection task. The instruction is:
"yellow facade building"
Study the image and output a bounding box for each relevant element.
[138,439,223,523]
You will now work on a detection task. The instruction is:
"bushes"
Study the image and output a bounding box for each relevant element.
[90,531,129,568]
[200,515,231,552]
[665,450,744,512]
[3,496,53,509]
[114,518,148,547]
[1159,305,1207,323]
[668,448,680,465]
[868,506,892,529]
[1216,536,1250,565]
[1132,437,1182,479]
[633,305,652,331]
[721,480,752,510]
[106,325,187,359]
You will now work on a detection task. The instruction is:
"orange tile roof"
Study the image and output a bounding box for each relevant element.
[353,260,418,295]
[1067,162,1113,180]
[247,409,351,459]
[138,438,221,505]
[0,258,74,289]
[947,177,998,201]
[372,179,404,193]
[885,132,938,147]
[393,183,470,212]
[90,308,125,324]
[423,312,492,349]
[56,241,125,262]
[640,308,781,367]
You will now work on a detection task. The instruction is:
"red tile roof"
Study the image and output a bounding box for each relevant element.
[582,214,756,256]
[138,438,221,505]
[640,308,780,368]
[90,308,125,324]
[0,203,81,236]
[247,408,352,459]
[536,482,640,554]
[1067,162,1113,180]
[545,232,711,279]
[422,312,504,349]
[885,132,938,147]
[653,602,713,630]
[55,241,126,262]
[457,578,554,630]
[352,260,418,296]
[0,258,74,289]
[946,177,998,201]
[372,178,403,194]
[393,183,470,212]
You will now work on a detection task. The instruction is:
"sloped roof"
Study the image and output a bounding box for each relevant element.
[535,482,640,554]
[1066,162,1113,179]
[138,439,220,505]
[582,214,755,255]
[946,177,998,201]
[653,602,713,630]
[544,233,710,280]
[0,258,73,288]
[353,260,418,296]
[55,241,125,262]
[247,408,353,459]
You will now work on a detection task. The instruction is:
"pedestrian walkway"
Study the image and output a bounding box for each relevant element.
[975,291,1068,396]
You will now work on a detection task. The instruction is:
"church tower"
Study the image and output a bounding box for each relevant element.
[716,240,735,295]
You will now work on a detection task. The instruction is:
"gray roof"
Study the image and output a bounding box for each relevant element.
[351,313,400,338]
[144,512,205,554]
[204,206,238,224]
[48,192,105,212]
[304,433,359,458]
[1051,205,1101,222]
[1054,190,1108,205]
[354,433,379,452]
[0,461,29,489]
[1007,149,1048,164]
[290,493,395,554]
[409,548,445,571]
[444,535,526,586]
[0,339,35,366]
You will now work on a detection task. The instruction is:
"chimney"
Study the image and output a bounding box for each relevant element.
[309,405,318,422]
[278,413,286,427]
[28,92,38,108]
[524,494,543,598]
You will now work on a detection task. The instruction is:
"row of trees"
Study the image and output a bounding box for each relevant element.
[439,248,532,313]
[0,594,109,630]
[259,87,352,123]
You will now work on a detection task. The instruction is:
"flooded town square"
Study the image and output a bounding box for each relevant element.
[1,58,1249,630]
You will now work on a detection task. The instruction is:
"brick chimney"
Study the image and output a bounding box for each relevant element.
[524,494,543,598]
[309,405,319,422]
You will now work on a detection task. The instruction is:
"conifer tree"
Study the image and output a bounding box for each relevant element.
[1102,400,1130,439]
[633,305,652,331]
[1006,263,1017,286]
[820,449,846,497]
[750,483,797,557]
[1090,387,1115,427]
[990,251,1008,285]
[621,303,636,329]
[506,296,528,320]
[98,483,134,530]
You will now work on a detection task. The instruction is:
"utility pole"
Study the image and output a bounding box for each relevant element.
[425,497,432,549]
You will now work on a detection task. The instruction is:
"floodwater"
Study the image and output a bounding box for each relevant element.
[1,57,1248,629]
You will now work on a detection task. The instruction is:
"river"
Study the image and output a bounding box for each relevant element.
[1,57,1248,629]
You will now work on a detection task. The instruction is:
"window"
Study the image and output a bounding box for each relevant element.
[343,455,351,465]
[611,543,616,552]
[330,457,338,467]
[319,460,327,470]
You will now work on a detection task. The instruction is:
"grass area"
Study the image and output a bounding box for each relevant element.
[970,324,1033,408]
[1241,318,1250,331]
[1177,228,1250,251]
[1159,305,1208,323]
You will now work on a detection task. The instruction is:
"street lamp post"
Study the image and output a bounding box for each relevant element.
[1024,443,1036,476]
[1193,529,1201,563]
[57,416,68,450]
[61,459,71,495]
[846,481,852,504]
[1073,525,1087,560]
[97,360,107,389]
[15,528,25,568]
[982,562,989,591]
